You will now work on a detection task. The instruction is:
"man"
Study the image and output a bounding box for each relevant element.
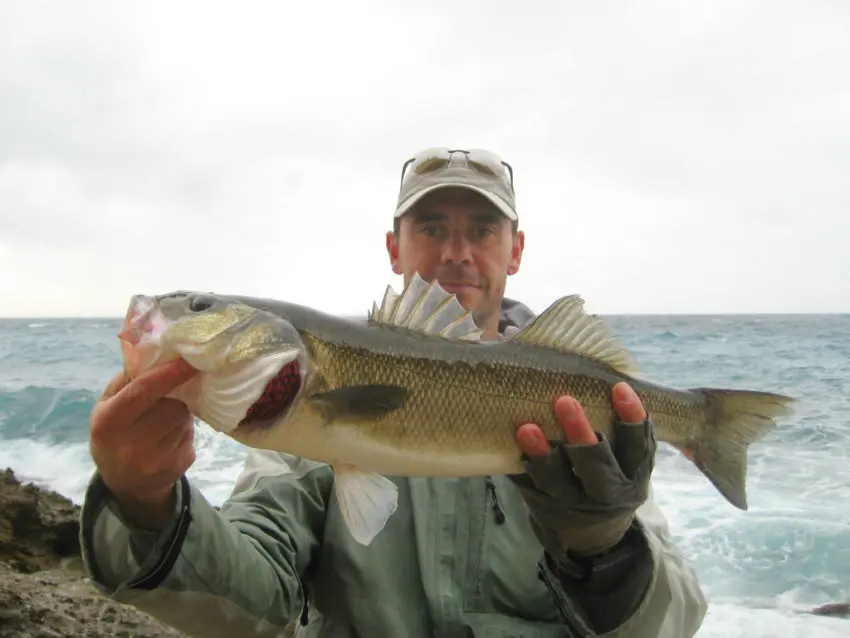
[80,147,707,637]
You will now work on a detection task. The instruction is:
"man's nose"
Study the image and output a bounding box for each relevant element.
[441,232,473,264]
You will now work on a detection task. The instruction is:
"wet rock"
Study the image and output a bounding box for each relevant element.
[809,602,850,618]
[0,468,186,637]
[0,560,185,637]
[0,468,80,573]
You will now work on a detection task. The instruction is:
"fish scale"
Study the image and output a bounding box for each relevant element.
[305,332,702,457]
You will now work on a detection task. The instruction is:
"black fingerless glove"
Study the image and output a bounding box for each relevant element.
[510,416,656,560]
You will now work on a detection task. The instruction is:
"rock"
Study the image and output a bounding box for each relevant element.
[0,561,185,637]
[809,602,850,618]
[0,468,186,637]
[0,468,81,574]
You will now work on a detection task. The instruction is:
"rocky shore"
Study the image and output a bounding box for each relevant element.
[0,468,184,637]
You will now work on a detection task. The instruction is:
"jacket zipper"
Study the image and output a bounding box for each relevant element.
[484,476,506,525]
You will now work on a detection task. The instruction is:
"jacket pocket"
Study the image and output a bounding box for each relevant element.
[462,477,560,624]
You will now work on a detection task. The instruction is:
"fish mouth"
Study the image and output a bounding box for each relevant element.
[235,354,304,431]
[119,295,161,343]
[118,295,173,376]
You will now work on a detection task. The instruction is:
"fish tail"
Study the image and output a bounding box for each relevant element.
[678,388,796,510]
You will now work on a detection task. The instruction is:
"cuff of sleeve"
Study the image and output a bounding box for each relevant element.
[537,521,657,636]
[79,471,193,595]
[102,480,183,564]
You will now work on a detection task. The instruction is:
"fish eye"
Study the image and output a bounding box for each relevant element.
[189,296,215,313]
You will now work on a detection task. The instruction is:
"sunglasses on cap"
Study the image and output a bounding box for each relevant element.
[398,147,515,193]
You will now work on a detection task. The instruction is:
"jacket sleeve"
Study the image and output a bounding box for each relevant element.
[78,450,332,638]
[538,487,707,637]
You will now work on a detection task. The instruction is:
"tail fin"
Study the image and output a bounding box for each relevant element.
[678,388,796,510]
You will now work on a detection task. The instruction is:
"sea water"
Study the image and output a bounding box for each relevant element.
[1,314,848,637]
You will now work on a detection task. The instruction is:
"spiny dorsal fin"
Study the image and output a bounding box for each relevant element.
[367,273,483,342]
[510,295,639,375]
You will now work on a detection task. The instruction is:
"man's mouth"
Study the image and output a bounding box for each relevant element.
[439,282,480,292]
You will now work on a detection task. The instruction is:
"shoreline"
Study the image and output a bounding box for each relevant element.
[0,467,185,637]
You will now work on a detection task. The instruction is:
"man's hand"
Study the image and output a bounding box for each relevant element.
[510,382,656,559]
[89,358,198,531]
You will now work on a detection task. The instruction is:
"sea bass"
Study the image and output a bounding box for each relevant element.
[118,273,796,545]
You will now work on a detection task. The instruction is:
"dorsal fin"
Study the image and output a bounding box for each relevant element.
[367,273,483,342]
[510,295,639,375]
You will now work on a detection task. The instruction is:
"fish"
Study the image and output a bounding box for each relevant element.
[118,273,796,545]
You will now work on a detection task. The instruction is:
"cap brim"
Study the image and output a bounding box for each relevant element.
[394,183,518,221]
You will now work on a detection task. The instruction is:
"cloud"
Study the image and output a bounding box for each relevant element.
[0,0,848,317]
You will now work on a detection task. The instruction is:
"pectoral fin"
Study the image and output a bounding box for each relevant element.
[332,464,399,545]
[309,385,408,420]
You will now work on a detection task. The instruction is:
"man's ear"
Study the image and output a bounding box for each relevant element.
[386,230,403,275]
[507,229,525,275]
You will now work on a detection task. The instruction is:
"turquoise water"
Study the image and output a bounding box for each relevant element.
[1,314,848,636]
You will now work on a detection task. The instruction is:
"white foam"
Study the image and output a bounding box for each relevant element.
[185,419,249,504]
[698,602,848,637]
[651,448,850,637]
[0,418,248,508]
[0,437,94,504]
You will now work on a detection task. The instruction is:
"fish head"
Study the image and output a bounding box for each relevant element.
[118,291,310,434]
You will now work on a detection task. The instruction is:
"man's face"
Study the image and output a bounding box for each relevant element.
[386,188,525,333]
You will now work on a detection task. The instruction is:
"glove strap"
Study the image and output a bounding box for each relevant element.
[556,520,643,582]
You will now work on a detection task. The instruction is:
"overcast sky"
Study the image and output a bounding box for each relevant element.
[1,0,848,317]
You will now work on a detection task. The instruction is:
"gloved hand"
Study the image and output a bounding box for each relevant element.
[509,382,656,560]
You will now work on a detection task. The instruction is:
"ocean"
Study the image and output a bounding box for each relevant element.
[1,313,848,637]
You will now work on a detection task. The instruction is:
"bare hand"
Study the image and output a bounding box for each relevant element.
[89,358,198,529]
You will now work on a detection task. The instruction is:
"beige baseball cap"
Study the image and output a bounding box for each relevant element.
[394,147,518,221]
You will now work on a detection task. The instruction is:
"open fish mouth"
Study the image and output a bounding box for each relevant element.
[117,289,314,436]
